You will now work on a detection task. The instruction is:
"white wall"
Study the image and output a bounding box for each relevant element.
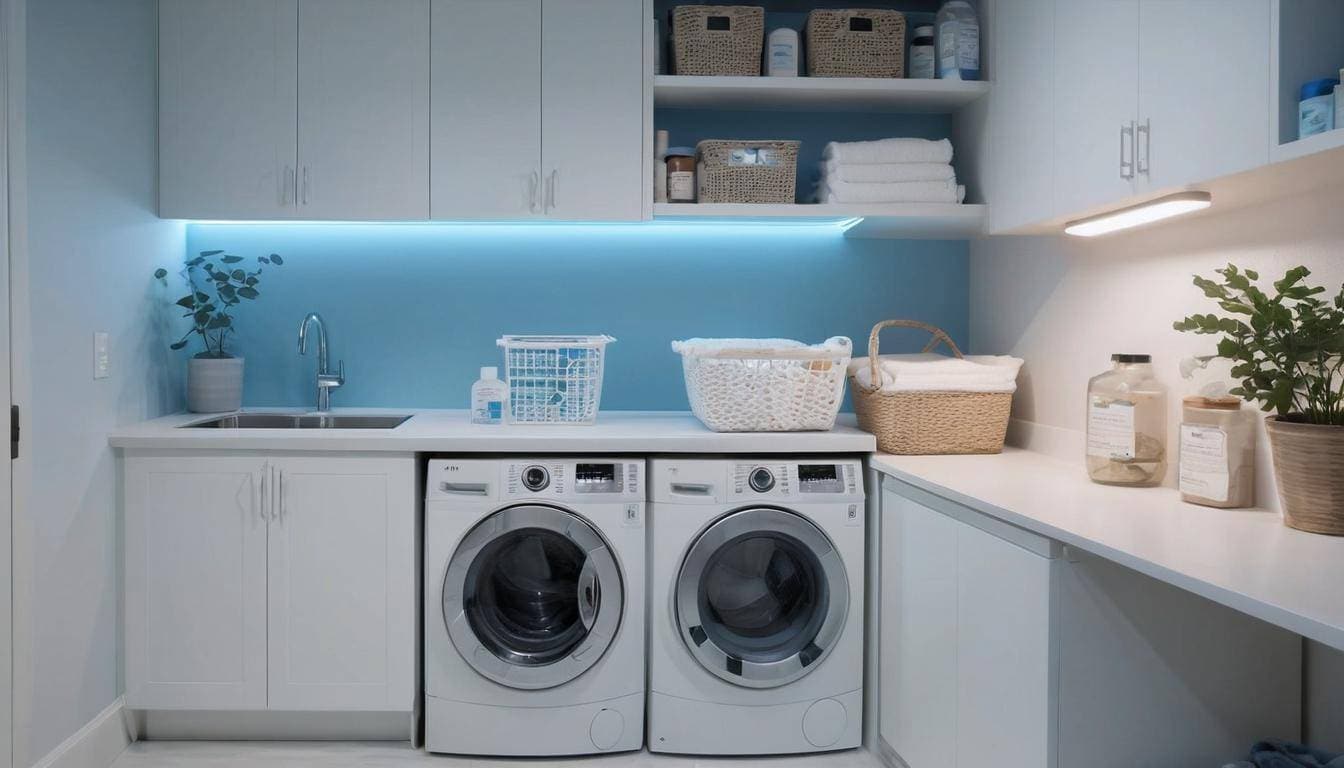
[11,0,184,763]
[969,182,1344,752]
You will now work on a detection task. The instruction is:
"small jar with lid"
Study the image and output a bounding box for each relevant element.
[665,147,696,203]
[908,24,936,79]
[1179,396,1255,508]
[1086,354,1168,486]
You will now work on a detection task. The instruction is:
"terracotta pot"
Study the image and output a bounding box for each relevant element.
[187,356,244,413]
[1264,415,1344,536]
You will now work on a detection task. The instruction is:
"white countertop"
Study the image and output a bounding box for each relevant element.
[109,409,877,454]
[872,449,1344,652]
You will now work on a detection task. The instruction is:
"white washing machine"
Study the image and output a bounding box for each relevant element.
[424,458,645,756]
[647,458,865,756]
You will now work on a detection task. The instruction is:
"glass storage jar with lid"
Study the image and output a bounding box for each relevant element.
[1086,354,1168,486]
[1179,395,1255,508]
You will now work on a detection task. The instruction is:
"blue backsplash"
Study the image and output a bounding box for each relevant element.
[182,222,968,411]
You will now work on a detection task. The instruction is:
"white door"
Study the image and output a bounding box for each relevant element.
[297,0,430,220]
[159,0,299,220]
[267,457,415,711]
[1052,0,1139,218]
[540,0,645,221]
[123,456,269,709]
[430,0,543,220]
[985,0,1055,234]
[1137,0,1270,189]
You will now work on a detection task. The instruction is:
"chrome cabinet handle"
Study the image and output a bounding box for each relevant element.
[545,169,557,212]
[528,170,540,214]
[1120,122,1135,180]
[1136,118,1151,176]
[302,166,310,205]
[260,462,270,521]
[282,166,295,206]
[278,469,285,523]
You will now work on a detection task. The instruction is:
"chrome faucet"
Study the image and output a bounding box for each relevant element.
[298,312,344,412]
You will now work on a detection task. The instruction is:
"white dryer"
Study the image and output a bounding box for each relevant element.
[648,458,865,756]
[424,458,645,756]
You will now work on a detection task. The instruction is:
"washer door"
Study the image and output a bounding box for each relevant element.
[675,507,848,689]
[443,504,623,690]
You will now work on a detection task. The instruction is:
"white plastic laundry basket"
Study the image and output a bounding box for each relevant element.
[497,335,614,425]
[672,337,852,432]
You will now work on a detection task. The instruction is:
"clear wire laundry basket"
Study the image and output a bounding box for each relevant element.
[496,335,615,425]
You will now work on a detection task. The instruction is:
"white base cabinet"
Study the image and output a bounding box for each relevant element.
[878,477,1302,768]
[124,453,416,712]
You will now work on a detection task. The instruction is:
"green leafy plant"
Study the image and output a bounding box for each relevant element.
[154,250,284,358]
[1174,264,1344,425]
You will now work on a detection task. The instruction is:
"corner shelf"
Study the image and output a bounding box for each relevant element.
[652,202,986,239]
[654,75,990,114]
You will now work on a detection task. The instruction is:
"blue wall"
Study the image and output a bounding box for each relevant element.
[178,223,968,410]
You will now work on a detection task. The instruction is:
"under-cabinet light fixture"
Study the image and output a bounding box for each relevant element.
[1064,191,1212,237]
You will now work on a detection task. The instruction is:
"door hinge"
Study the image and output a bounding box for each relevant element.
[10,405,18,459]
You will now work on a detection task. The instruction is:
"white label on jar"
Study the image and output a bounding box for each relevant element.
[910,45,935,79]
[668,171,695,202]
[958,22,979,70]
[939,23,958,76]
[1087,399,1136,459]
[1179,424,1229,502]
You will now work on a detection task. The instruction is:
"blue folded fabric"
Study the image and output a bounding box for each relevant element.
[1244,740,1344,768]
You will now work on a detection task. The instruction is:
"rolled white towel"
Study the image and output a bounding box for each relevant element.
[822,138,953,165]
[818,179,964,204]
[821,160,956,183]
[848,353,1023,393]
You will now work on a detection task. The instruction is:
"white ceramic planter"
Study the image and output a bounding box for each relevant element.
[187,356,244,413]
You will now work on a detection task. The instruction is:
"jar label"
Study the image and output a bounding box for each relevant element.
[1087,399,1135,459]
[668,171,695,202]
[1179,424,1229,502]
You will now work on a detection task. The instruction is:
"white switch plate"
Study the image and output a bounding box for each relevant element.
[93,332,109,379]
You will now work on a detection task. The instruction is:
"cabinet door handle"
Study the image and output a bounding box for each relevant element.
[1136,118,1151,177]
[1120,122,1135,180]
[528,170,540,214]
[278,469,285,523]
[260,462,270,521]
[302,166,310,205]
[546,169,557,212]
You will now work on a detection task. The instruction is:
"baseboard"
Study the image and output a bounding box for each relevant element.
[135,710,413,741]
[31,697,133,768]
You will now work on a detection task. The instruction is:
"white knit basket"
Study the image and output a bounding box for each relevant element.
[672,337,852,432]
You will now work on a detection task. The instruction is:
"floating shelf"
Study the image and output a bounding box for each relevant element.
[652,202,986,239]
[1271,129,1344,164]
[654,75,990,114]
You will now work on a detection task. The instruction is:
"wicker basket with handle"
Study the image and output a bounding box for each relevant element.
[806,9,906,78]
[672,5,765,76]
[696,139,800,204]
[850,320,1012,455]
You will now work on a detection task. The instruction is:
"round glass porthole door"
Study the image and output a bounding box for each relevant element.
[442,504,623,690]
[675,507,848,689]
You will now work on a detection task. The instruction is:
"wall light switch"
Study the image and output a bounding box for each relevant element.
[93,332,110,379]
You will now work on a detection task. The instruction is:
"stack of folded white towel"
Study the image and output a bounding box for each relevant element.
[847,353,1024,393]
[817,138,966,205]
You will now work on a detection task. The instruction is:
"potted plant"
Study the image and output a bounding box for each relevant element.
[154,250,284,413]
[1174,264,1344,535]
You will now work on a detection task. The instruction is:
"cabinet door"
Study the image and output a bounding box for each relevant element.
[159,0,298,220]
[1137,0,1270,189]
[431,0,544,220]
[540,0,645,221]
[267,457,416,711]
[1052,0,1139,217]
[985,0,1056,234]
[297,0,430,220]
[124,456,269,709]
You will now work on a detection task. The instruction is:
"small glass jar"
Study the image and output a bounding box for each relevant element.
[1086,354,1168,486]
[1179,396,1255,508]
[665,148,696,203]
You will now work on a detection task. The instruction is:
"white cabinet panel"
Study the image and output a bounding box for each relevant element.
[1137,0,1270,189]
[431,0,543,220]
[124,457,268,709]
[984,0,1055,234]
[297,0,430,220]
[267,457,415,711]
[159,0,298,220]
[541,0,645,221]
[1052,0,1139,215]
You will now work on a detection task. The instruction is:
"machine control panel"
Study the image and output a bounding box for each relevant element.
[731,461,860,498]
[427,459,643,502]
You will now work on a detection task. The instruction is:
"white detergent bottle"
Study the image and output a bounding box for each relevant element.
[471,367,507,425]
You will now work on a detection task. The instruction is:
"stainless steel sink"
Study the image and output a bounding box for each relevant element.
[182,413,412,430]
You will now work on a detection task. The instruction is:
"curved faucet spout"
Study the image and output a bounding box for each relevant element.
[298,313,343,412]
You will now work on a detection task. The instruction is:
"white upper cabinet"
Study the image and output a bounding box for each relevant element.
[540,0,646,221]
[297,0,430,220]
[430,0,544,220]
[159,0,298,220]
[1136,0,1270,189]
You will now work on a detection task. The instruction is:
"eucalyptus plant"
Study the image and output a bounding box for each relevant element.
[154,250,284,359]
[1173,264,1344,426]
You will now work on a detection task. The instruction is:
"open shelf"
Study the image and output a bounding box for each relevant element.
[654,75,990,114]
[652,202,985,239]
[1272,128,1344,163]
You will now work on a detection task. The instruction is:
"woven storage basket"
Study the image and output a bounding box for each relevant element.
[1264,416,1344,536]
[806,9,906,78]
[851,320,1012,455]
[673,337,851,432]
[672,5,765,76]
[696,139,800,204]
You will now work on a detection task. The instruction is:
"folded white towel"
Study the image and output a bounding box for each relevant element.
[818,179,965,204]
[848,353,1023,393]
[822,138,954,165]
[821,160,956,183]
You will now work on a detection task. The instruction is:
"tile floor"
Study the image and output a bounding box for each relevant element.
[111,742,885,768]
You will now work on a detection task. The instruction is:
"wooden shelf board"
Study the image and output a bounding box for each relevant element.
[653,75,990,114]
